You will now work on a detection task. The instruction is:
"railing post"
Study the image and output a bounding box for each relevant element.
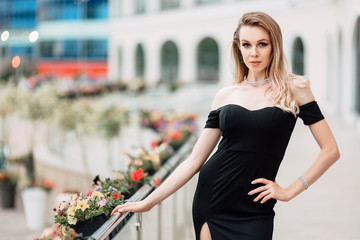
[136,213,142,240]
[158,202,162,240]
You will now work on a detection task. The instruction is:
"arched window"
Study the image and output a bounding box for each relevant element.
[160,0,179,10]
[292,37,305,75]
[197,37,219,82]
[355,18,360,114]
[135,44,145,79]
[161,41,179,83]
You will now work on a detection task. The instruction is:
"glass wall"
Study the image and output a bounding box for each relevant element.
[39,40,108,60]
[0,0,37,30]
[38,0,108,21]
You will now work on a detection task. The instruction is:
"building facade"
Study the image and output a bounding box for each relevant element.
[36,0,109,78]
[108,0,360,126]
[0,0,38,78]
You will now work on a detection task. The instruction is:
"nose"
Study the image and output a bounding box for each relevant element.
[250,47,258,57]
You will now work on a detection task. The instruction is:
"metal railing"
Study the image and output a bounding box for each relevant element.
[86,133,198,240]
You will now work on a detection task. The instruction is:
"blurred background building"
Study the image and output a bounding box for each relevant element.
[1,0,360,126]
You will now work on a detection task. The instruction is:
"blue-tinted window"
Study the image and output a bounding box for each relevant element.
[10,46,33,57]
[83,40,108,59]
[39,0,108,21]
[63,40,79,58]
[40,41,55,58]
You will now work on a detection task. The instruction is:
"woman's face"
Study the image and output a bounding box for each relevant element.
[239,25,272,76]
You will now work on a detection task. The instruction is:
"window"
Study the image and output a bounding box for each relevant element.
[63,40,79,58]
[135,44,145,78]
[161,41,179,83]
[40,41,55,58]
[292,37,305,75]
[196,0,221,5]
[83,40,108,59]
[134,0,146,14]
[160,0,180,10]
[197,37,219,82]
[354,18,360,114]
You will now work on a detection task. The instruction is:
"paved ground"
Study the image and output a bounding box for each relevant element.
[0,84,359,240]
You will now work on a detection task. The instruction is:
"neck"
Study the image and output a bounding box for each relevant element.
[246,72,267,82]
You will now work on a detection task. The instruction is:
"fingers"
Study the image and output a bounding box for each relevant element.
[249,178,277,204]
[251,178,271,185]
[111,202,131,216]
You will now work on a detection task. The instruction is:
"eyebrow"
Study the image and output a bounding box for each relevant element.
[241,39,270,42]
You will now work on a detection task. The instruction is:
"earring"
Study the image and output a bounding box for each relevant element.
[240,55,244,63]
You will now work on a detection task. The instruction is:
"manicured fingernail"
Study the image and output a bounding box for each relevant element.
[251,181,254,184]
[248,191,251,195]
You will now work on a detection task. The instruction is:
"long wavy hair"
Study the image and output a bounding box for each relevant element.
[232,11,308,115]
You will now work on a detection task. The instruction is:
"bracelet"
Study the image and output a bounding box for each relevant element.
[298,176,309,190]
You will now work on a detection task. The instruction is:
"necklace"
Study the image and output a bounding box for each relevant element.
[244,76,271,86]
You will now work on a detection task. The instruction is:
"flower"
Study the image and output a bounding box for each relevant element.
[67,215,77,225]
[113,192,119,200]
[67,206,77,216]
[93,191,104,198]
[170,130,182,140]
[76,200,89,211]
[155,177,161,187]
[97,199,107,207]
[54,180,124,228]
[130,169,144,181]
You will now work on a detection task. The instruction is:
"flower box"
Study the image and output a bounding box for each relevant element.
[71,213,108,237]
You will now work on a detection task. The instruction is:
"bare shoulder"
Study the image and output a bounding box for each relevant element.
[289,75,315,106]
[211,85,237,110]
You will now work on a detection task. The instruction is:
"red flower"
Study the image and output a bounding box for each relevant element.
[170,130,182,140]
[87,190,92,196]
[130,169,144,182]
[155,177,161,187]
[151,139,159,149]
[113,192,120,200]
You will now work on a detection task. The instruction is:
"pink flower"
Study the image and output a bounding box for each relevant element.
[97,199,107,207]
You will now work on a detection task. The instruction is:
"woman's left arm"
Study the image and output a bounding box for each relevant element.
[250,119,340,204]
[250,76,340,203]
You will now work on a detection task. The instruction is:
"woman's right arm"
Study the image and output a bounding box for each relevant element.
[111,127,222,215]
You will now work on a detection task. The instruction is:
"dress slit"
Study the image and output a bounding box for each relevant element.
[199,222,213,240]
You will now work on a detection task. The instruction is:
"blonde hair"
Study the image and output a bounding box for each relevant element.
[232,11,308,115]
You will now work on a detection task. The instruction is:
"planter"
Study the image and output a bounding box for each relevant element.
[71,213,108,237]
[21,187,48,230]
[0,180,16,209]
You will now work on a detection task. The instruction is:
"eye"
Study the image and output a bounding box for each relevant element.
[259,42,268,47]
[242,43,251,48]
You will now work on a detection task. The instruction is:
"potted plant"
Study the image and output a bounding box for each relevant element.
[21,177,56,230]
[54,185,124,237]
[0,168,18,209]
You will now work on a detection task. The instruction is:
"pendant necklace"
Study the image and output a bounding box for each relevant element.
[244,76,271,86]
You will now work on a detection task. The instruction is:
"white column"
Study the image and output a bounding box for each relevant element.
[148,0,160,14]
[122,41,135,82]
[145,40,160,84]
[123,0,134,17]
[181,0,194,9]
[180,39,196,83]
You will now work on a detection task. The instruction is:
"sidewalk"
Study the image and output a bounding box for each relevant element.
[0,85,359,240]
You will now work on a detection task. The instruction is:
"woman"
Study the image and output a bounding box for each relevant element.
[112,11,340,240]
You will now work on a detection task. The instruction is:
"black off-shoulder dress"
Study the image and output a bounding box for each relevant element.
[192,101,324,240]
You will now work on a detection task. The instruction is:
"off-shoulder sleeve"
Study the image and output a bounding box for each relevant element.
[298,101,324,125]
[204,110,220,128]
